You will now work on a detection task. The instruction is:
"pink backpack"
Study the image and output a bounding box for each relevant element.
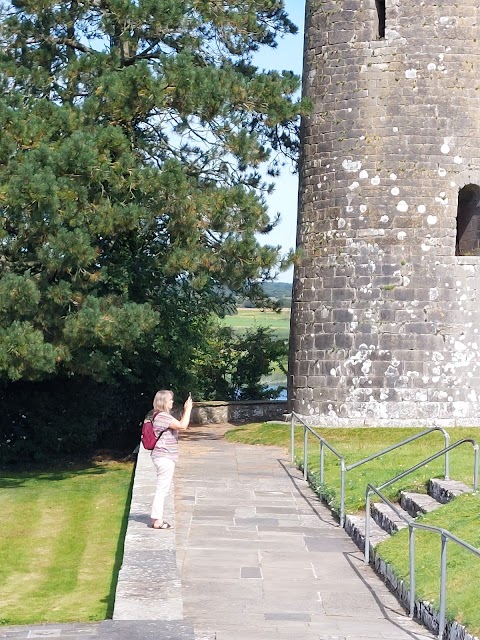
[141,411,159,450]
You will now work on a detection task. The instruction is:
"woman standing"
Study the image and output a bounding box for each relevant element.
[150,389,193,530]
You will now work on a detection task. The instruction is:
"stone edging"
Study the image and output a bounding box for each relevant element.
[113,446,186,622]
[373,551,479,640]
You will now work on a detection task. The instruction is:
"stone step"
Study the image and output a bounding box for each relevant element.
[428,478,472,504]
[345,513,390,555]
[400,491,443,518]
[344,477,471,560]
[371,502,413,535]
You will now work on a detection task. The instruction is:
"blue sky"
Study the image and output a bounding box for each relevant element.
[253,0,306,282]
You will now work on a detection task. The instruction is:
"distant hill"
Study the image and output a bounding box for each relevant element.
[261,282,292,299]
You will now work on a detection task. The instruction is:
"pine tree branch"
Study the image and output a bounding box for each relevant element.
[28,36,96,55]
[122,51,162,66]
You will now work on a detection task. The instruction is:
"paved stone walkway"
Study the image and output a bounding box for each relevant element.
[1,423,435,640]
[174,424,433,640]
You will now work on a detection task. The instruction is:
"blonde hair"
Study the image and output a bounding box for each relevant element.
[153,389,174,413]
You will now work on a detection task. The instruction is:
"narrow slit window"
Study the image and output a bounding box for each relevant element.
[456,184,480,256]
[375,0,386,39]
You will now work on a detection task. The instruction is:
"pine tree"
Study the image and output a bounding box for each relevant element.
[0,0,305,384]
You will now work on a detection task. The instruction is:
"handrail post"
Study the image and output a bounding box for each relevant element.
[290,414,295,463]
[364,489,371,563]
[340,458,346,528]
[409,525,416,619]
[303,426,308,481]
[320,441,325,485]
[474,445,479,492]
[443,430,450,481]
[438,533,448,639]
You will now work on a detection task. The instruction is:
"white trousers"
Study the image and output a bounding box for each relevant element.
[151,456,176,521]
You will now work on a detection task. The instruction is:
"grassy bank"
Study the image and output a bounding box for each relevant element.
[0,460,134,625]
[225,422,480,636]
[378,493,480,635]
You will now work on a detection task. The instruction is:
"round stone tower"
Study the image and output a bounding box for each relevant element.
[289,1,480,425]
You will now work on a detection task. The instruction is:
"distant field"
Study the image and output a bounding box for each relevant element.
[221,308,291,340]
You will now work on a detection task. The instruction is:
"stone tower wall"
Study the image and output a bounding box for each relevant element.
[289,0,480,425]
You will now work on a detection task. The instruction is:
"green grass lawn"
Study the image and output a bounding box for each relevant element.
[226,422,480,637]
[221,308,291,340]
[0,460,134,625]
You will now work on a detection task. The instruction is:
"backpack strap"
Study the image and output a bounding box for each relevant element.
[151,410,161,443]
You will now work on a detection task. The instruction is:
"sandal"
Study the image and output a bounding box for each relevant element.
[151,521,172,530]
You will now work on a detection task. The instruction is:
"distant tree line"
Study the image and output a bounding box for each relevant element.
[236,282,292,308]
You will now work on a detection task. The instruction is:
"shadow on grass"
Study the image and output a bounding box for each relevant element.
[0,454,134,488]
[0,467,110,488]
[103,457,136,618]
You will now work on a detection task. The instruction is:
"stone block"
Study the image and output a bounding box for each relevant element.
[379,334,415,350]
[352,332,379,347]
[332,308,355,322]
[314,333,335,349]
[334,333,354,349]
[400,322,436,335]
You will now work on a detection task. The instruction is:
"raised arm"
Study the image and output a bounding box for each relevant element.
[170,395,193,431]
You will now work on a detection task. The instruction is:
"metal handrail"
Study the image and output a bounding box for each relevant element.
[364,483,480,639]
[290,416,346,523]
[409,522,480,639]
[364,438,479,563]
[290,411,452,527]
[346,427,450,478]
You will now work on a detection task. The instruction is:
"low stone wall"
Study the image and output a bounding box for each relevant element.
[113,446,185,622]
[190,400,288,424]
